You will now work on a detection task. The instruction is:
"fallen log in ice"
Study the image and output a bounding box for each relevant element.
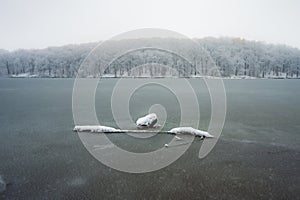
[73,125,214,138]
[168,127,214,138]
[73,125,162,133]
[73,125,122,133]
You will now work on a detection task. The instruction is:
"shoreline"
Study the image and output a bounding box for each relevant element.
[2,76,300,79]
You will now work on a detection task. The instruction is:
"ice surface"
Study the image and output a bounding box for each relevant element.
[168,127,214,138]
[175,136,183,140]
[0,176,6,193]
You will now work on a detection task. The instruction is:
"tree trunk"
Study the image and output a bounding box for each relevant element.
[6,61,10,75]
[275,66,279,76]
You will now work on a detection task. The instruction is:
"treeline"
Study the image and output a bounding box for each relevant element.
[0,37,299,78]
[0,43,94,78]
[199,38,300,78]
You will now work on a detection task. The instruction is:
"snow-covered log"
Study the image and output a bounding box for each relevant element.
[73,125,122,133]
[168,127,214,138]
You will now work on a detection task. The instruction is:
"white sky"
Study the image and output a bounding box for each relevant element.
[0,0,299,50]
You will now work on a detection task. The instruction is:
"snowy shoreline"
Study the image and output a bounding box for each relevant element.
[4,73,300,79]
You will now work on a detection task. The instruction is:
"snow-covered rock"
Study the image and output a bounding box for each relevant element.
[168,127,214,138]
[73,125,121,133]
[136,113,158,128]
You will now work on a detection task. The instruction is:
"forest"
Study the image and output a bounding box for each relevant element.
[0,37,299,78]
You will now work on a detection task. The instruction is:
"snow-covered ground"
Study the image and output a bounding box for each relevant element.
[5,72,299,79]
[10,73,39,78]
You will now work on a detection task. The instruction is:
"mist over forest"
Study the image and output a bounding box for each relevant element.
[0,37,300,78]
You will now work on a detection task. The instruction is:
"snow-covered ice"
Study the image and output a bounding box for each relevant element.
[73,125,121,133]
[136,113,158,128]
[168,127,214,138]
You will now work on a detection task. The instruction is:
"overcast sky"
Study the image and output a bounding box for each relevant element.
[1,0,299,50]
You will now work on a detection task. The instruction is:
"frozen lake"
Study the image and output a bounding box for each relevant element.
[0,78,299,199]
